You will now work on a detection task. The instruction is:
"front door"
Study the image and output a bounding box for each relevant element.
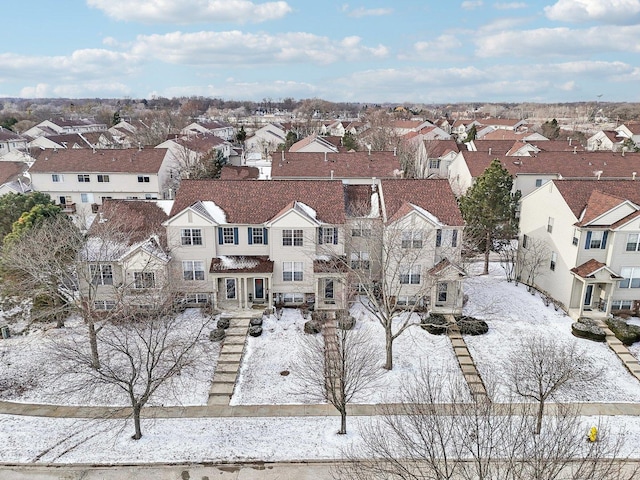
[254,278,264,300]
[584,285,593,307]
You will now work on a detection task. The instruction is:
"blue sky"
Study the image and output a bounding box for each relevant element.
[1,0,639,103]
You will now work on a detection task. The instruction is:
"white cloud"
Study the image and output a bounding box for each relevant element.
[0,50,139,82]
[475,24,640,57]
[20,82,131,98]
[160,79,319,100]
[346,7,394,17]
[461,1,483,9]
[130,31,389,65]
[86,0,292,24]
[544,0,640,25]
[494,2,526,9]
[400,35,464,61]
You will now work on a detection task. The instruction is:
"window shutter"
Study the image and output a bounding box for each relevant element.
[318,228,323,245]
[248,227,253,245]
[601,231,608,249]
[263,228,268,245]
[333,227,338,245]
[218,228,223,245]
[233,227,239,245]
[585,231,592,249]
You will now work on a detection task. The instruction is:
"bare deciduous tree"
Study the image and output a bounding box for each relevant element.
[337,367,636,480]
[295,318,382,434]
[507,335,599,435]
[54,304,212,440]
[517,236,551,292]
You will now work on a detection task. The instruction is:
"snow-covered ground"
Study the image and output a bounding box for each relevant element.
[464,263,640,403]
[1,413,638,464]
[231,305,464,405]
[0,308,219,406]
[2,263,640,464]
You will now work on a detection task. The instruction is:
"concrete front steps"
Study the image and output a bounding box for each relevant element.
[207,315,256,406]
[597,320,640,381]
[445,315,489,401]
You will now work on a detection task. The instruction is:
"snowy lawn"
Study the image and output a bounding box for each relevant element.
[231,305,466,406]
[1,413,638,464]
[0,308,219,406]
[464,263,640,403]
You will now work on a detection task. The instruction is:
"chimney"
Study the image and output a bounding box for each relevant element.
[633,172,637,180]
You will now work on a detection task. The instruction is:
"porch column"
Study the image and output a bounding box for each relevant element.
[605,283,613,316]
[238,277,242,309]
[242,277,248,310]
[315,277,320,309]
[212,277,218,310]
[579,280,586,317]
[267,276,273,311]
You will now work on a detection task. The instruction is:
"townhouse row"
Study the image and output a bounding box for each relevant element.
[86,178,466,316]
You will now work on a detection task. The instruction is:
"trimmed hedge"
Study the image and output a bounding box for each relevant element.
[606,317,640,346]
[457,316,489,335]
[571,319,606,342]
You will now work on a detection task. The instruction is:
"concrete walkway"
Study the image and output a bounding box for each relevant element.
[445,314,489,401]
[597,319,640,382]
[208,316,249,405]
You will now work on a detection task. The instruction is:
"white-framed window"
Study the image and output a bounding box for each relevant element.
[77,174,90,182]
[572,229,579,246]
[611,299,634,310]
[351,226,371,237]
[283,229,303,246]
[429,159,441,169]
[183,261,205,281]
[435,229,442,247]
[51,174,63,182]
[90,264,113,285]
[94,300,116,310]
[350,251,370,270]
[400,265,421,284]
[626,234,640,252]
[185,293,209,304]
[451,229,458,247]
[589,231,604,249]
[324,279,335,302]
[547,217,554,234]
[535,179,543,187]
[550,252,557,271]
[133,272,155,289]
[397,295,418,306]
[81,193,94,203]
[437,282,448,303]
[283,261,304,281]
[283,293,304,304]
[97,174,110,183]
[620,267,640,288]
[225,278,237,299]
[402,230,422,249]
[181,228,203,246]
[222,227,235,244]
[252,228,264,244]
[321,227,337,244]
[138,175,150,183]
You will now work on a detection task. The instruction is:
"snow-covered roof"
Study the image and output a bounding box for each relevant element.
[410,203,443,227]
[191,200,227,224]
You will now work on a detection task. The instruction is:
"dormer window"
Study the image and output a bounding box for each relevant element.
[78,174,90,182]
